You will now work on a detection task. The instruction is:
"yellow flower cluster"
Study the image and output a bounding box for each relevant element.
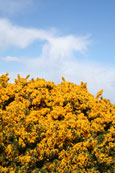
[0,73,115,173]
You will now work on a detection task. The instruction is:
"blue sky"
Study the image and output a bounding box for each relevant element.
[0,0,115,103]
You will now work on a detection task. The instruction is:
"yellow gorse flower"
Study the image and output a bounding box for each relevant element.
[96,89,103,99]
[0,73,114,172]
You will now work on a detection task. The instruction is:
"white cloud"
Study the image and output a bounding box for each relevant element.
[0,56,20,62]
[0,18,53,49]
[0,0,34,15]
[0,18,114,103]
[0,18,90,55]
[47,35,90,59]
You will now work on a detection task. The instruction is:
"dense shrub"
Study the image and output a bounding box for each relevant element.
[0,73,115,172]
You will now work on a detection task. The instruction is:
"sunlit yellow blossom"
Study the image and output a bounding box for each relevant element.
[0,73,114,172]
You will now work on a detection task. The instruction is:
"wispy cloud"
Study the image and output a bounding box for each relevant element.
[0,18,114,103]
[0,0,34,16]
[0,18,52,49]
[0,56,20,62]
[0,18,90,54]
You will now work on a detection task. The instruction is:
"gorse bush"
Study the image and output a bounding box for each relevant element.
[0,73,115,173]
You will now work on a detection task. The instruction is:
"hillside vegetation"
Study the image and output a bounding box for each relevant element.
[0,73,115,173]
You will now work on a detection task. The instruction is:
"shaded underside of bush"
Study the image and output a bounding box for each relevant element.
[0,73,115,173]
